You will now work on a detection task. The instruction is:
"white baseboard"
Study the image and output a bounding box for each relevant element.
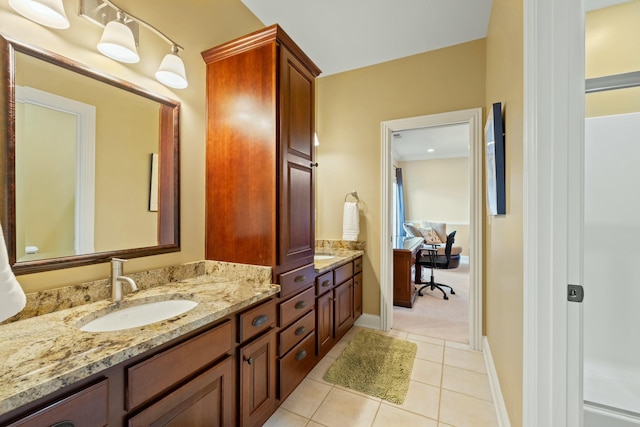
[354,314,380,330]
[483,336,512,427]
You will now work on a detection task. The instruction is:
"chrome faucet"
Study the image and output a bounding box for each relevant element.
[110,258,138,302]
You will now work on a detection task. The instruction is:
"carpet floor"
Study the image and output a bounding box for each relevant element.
[393,260,470,344]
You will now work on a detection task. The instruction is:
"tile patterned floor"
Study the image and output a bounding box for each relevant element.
[264,327,499,427]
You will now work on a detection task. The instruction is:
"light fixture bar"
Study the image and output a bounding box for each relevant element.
[79,0,139,45]
[101,0,183,51]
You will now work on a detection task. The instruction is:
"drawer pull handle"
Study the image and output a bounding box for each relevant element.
[295,300,307,310]
[294,275,306,283]
[295,326,307,336]
[296,349,308,361]
[246,357,253,365]
[321,280,331,287]
[252,314,269,327]
[51,423,75,427]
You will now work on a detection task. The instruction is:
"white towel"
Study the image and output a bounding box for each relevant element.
[0,223,25,322]
[342,202,359,241]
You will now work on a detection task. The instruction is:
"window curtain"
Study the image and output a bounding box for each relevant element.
[395,167,406,237]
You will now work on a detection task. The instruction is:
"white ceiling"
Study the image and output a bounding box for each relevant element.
[392,124,470,162]
[241,0,631,159]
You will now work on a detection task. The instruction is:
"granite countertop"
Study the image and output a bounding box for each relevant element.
[0,270,279,417]
[314,248,365,274]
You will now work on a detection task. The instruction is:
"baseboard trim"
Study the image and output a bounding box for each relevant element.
[483,336,512,427]
[354,314,380,330]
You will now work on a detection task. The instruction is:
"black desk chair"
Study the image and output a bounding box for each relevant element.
[414,231,457,300]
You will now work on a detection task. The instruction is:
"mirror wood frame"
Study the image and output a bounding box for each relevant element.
[0,35,180,275]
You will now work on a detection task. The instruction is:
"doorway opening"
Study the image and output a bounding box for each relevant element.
[380,108,483,351]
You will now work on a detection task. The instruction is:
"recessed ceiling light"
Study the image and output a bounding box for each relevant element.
[427,148,435,153]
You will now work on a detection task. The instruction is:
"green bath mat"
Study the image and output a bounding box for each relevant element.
[323,329,417,404]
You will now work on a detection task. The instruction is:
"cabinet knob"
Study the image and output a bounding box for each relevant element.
[295,349,308,361]
[246,357,254,365]
[294,300,307,310]
[321,280,331,287]
[295,326,307,336]
[310,162,318,167]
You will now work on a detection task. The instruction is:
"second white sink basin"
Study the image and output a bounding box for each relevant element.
[314,255,335,261]
[79,299,198,332]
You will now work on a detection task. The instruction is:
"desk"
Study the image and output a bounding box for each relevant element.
[392,237,423,307]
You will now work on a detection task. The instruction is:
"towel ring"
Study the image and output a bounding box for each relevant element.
[345,191,359,203]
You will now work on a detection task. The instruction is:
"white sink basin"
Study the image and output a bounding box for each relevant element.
[78,299,198,332]
[314,254,335,261]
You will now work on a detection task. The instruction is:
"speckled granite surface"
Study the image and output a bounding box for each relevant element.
[314,240,365,274]
[0,260,278,416]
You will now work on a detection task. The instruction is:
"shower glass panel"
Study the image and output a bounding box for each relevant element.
[584,85,640,423]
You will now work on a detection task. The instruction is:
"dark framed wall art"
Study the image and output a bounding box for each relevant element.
[485,102,506,215]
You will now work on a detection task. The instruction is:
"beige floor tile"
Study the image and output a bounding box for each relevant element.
[407,333,445,346]
[442,365,492,402]
[444,346,486,373]
[411,339,444,363]
[306,422,328,427]
[372,403,438,427]
[445,340,471,350]
[438,423,455,427]
[327,339,349,358]
[439,389,499,427]
[388,380,440,420]
[311,387,381,427]
[333,384,382,402]
[263,408,309,427]
[281,378,333,418]
[411,358,442,387]
[383,329,409,339]
[307,355,336,384]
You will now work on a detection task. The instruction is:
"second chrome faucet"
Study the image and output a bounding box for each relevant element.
[111,258,138,302]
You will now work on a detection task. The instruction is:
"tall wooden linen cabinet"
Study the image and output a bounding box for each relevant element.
[202,24,321,279]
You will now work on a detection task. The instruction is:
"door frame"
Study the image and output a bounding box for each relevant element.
[380,107,484,351]
[523,0,584,425]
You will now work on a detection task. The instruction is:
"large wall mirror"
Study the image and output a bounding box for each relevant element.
[1,35,180,275]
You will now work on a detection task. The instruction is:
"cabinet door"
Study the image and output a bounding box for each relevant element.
[128,357,235,427]
[239,331,277,427]
[334,279,354,340]
[316,291,335,358]
[278,46,315,272]
[353,271,363,320]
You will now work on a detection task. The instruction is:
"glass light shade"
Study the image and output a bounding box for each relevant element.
[9,0,70,29]
[97,20,140,63]
[155,52,188,89]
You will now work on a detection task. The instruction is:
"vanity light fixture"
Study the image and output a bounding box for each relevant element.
[9,0,70,29]
[97,11,139,63]
[80,0,188,89]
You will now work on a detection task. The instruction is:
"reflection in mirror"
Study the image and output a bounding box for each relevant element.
[1,35,180,274]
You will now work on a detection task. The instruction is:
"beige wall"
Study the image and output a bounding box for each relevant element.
[2,0,264,292]
[316,39,485,316]
[402,157,470,254]
[585,1,640,118]
[484,0,524,425]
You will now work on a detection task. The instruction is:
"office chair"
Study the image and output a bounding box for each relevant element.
[414,231,457,300]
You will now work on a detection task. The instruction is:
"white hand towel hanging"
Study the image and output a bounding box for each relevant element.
[0,223,26,322]
[342,201,359,241]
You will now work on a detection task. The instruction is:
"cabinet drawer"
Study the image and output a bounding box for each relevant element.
[8,379,108,427]
[128,356,234,427]
[238,299,276,344]
[127,320,232,410]
[279,264,315,299]
[353,256,363,274]
[334,262,353,285]
[278,309,315,356]
[279,286,315,327]
[279,332,316,401]
[315,271,334,296]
